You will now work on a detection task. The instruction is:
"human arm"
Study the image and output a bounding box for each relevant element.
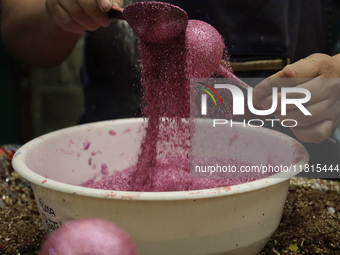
[0,0,123,67]
[252,53,340,143]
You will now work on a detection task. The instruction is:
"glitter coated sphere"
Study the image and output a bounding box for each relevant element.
[186,20,224,78]
[39,219,138,255]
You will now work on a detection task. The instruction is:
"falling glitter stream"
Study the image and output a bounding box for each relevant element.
[131,31,190,190]
[128,16,238,191]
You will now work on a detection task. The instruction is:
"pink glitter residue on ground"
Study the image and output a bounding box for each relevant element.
[82,157,261,192]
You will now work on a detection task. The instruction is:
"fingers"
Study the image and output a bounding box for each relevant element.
[97,0,113,11]
[252,53,340,143]
[58,0,103,30]
[46,0,115,34]
[253,53,331,104]
[261,78,336,112]
[290,120,334,144]
[252,74,306,106]
[46,0,86,33]
[76,0,111,27]
[274,54,325,79]
[97,0,124,11]
[274,98,332,127]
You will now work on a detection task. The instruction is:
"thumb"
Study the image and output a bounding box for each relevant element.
[97,0,124,12]
[111,0,124,8]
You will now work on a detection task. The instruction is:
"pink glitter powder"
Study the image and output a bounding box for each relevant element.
[83,141,91,150]
[83,157,261,192]
[101,163,109,176]
[84,6,258,192]
[129,19,190,191]
[123,2,189,43]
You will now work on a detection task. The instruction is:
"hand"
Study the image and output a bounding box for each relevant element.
[253,53,340,143]
[46,0,123,33]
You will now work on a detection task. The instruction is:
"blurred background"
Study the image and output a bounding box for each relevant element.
[0,26,84,145]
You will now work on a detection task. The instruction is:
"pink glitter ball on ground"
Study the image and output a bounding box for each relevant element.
[39,218,138,255]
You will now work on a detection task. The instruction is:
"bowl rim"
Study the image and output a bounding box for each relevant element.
[12,118,309,201]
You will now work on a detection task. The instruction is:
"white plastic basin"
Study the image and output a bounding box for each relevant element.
[12,118,308,255]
